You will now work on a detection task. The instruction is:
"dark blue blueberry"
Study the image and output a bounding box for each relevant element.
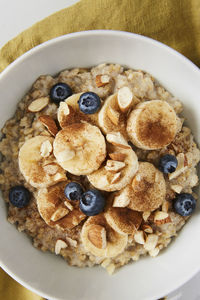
[159,154,178,174]
[64,182,84,201]
[78,92,101,114]
[9,186,30,208]
[174,193,196,216]
[50,83,72,104]
[79,189,105,216]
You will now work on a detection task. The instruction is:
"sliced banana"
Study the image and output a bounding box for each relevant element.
[19,136,66,188]
[87,146,138,191]
[53,122,106,175]
[114,162,166,212]
[127,100,178,150]
[81,214,128,258]
[37,181,86,230]
[98,94,127,136]
[105,207,142,235]
[57,93,99,128]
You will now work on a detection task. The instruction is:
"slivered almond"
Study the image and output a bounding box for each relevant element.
[170,184,182,194]
[142,211,151,222]
[144,234,158,251]
[134,230,145,244]
[51,207,69,222]
[28,97,49,112]
[109,152,126,161]
[88,224,107,249]
[64,201,74,211]
[39,115,58,136]
[106,132,131,149]
[105,160,125,172]
[142,224,153,233]
[107,106,120,125]
[43,163,59,175]
[95,74,110,87]
[55,239,67,255]
[40,140,53,158]
[117,87,133,112]
[169,153,188,180]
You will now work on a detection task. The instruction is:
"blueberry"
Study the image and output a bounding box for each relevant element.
[50,83,72,104]
[159,154,178,174]
[64,182,84,201]
[79,189,105,216]
[78,92,101,114]
[9,186,30,208]
[174,193,196,216]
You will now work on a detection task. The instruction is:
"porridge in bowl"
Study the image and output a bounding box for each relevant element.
[0,63,199,274]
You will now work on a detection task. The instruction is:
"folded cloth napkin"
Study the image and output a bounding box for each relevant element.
[0,0,200,299]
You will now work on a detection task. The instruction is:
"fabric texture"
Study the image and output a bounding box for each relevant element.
[0,0,200,298]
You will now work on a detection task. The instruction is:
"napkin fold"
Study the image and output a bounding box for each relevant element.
[0,0,200,299]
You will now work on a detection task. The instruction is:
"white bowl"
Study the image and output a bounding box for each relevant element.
[0,30,200,300]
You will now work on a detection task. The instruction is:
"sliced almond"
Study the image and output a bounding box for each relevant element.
[134,230,145,244]
[109,172,121,184]
[154,211,171,225]
[107,106,120,125]
[95,74,110,87]
[53,172,67,182]
[144,234,158,251]
[39,115,58,136]
[105,160,125,172]
[88,224,107,249]
[142,211,151,222]
[142,224,153,233]
[117,87,133,112]
[43,163,59,175]
[51,207,69,222]
[149,246,160,257]
[106,132,131,149]
[65,236,77,247]
[40,140,53,158]
[169,153,188,180]
[55,239,68,255]
[28,97,49,112]
[64,201,74,211]
[162,201,169,213]
[56,148,75,163]
[109,152,126,161]
[170,184,182,194]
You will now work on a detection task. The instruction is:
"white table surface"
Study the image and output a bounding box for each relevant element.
[0,0,200,299]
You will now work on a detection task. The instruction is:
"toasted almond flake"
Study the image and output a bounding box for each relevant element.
[117,87,133,112]
[55,239,67,255]
[39,115,58,136]
[162,201,169,213]
[110,172,121,184]
[155,216,171,225]
[142,224,153,233]
[144,234,158,251]
[28,97,49,112]
[105,160,125,172]
[106,132,131,149]
[149,246,160,257]
[154,211,169,222]
[64,201,74,211]
[107,106,120,125]
[43,163,59,175]
[88,224,107,249]
[51,207,69,222]
[109,152,126,161]
[170,184,182,194]
[65,237,77,247]
[169,153,188,180]
[56,148,75,163]
[142,211,151,222]
[134,230,145,244]
[95,74,110,87]
[106,263,115,275]
[40,140,53,158]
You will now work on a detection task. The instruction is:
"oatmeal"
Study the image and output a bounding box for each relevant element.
[0,63,199,274]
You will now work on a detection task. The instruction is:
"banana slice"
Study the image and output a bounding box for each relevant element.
[81,214,128,258]
[19,136,66,188]
[127,100,178,150]
[98,94,127,136]
[57,93,99,128]
[113,162,166,212]
[87,146,138,191]
[105,207,142,235]
[53,123,106,175]
[37,181,86,230]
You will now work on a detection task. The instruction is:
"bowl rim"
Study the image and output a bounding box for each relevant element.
[0,29,200,300]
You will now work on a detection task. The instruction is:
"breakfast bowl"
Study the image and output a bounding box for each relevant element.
[0,30,200,300]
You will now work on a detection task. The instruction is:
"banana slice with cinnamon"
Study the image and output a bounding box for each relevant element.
[81,213,128,258]
[36,181,86,230]
[127,100,179,150]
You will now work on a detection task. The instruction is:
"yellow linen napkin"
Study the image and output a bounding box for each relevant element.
[0,0,200,299]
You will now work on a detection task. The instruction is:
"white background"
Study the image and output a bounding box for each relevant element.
[0,0,200,299]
